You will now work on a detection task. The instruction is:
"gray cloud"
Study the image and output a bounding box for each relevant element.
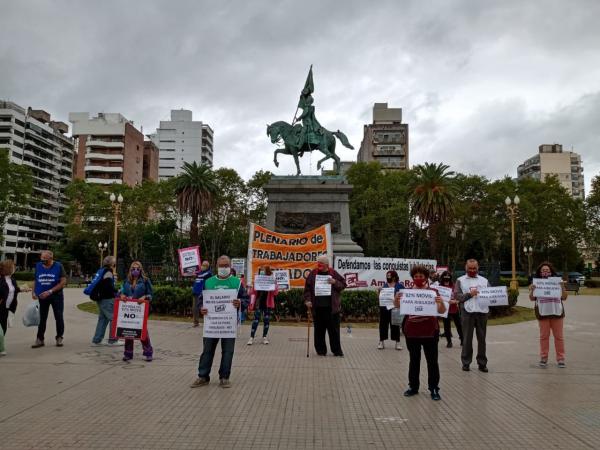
[1,0,599,193]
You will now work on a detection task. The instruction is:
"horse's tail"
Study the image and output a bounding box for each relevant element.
[332,130,354,149]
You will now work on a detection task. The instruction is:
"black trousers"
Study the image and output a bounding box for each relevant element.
[442,312,463,343]
[313,306,342,355]
[461,308,488,367]
[406,336,440,392]
[37,295,65,341]
[0,306,8,335]
[379,306,400,341]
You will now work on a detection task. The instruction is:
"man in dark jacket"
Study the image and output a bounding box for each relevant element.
[303,255,347,357]
[192,261,212,327]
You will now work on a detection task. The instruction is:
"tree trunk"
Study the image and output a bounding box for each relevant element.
[190,210,199,245]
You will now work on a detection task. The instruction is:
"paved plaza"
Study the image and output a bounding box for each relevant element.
[0,289,599,449]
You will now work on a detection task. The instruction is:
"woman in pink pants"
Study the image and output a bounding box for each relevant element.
[528,261,568,368]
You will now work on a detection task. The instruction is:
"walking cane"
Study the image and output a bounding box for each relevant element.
[306,308,312,358]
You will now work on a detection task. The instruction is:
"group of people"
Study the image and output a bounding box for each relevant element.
[0,251,568,404]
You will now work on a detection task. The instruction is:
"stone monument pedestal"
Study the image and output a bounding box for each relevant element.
[264,176,363,255]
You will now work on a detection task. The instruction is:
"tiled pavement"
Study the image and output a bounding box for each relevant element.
[0,290,599,449]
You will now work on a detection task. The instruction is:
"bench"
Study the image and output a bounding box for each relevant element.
[565,282,580,295]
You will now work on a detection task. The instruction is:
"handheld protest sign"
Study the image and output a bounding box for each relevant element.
[111,298,150,340]
[178,246,201,277]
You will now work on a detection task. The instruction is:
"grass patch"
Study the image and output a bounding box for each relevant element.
[580,287,600,295]
[488,306,536,326]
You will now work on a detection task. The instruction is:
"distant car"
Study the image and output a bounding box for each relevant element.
[567,272,586,286]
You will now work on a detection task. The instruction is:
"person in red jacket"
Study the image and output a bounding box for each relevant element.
[247,266,279,345]
[303,255,347,357]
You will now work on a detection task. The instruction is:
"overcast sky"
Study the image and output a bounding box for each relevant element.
[1,0,599,195]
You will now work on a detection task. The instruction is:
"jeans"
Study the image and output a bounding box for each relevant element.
[313,306,342,355]
[379,306,400,342]
[197,337,236,380]
[92,298,117,343]
[37,294,64,341]
[124,334,153,358]
[406,336,440,392]
[251,308,272,338]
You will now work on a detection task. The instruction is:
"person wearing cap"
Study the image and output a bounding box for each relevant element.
[303,255,347,356]
[377,270,404,350]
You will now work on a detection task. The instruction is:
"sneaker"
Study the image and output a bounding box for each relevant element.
[539,359,548,367]
[56,337,64,347]
[478,365,489,373]
[190,377,210,388]
[31,339,44,348]
[377,341,384,350]
[219,378,231,388]
[106,341,122,347]
[0,351,6,356]
[462,364,470,371]
[403,388,418,397]
[558,361,566,368]
[192,321,200,328]
[430,389,441,401]
[247,337,254,345]
[144,355,153,362]
[122,355,132,362]
[446,341,453,348]
[263,337,269,345]
[91,342,103,347]
[395,341,402,350]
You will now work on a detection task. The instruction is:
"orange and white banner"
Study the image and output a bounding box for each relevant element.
[247,223,332,288]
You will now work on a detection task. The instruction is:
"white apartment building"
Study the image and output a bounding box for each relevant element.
[517,144,585,200]
[0,101,74,266]
[151,109,213,180]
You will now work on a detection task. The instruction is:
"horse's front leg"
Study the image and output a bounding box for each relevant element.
[273,149,281,167]
[293,152,301,175]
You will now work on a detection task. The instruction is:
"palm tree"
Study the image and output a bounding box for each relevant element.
[409,162,456,260]
[174,162,218,245]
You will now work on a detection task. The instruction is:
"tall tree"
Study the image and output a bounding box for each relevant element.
[0,149,33,247]
[409,162,456,260]
[174,162,218,245]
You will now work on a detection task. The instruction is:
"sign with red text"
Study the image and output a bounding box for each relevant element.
[111,298,149,340]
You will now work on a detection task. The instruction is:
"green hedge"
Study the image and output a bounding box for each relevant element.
[499,276,530,287]
[13,271,35,281]
[584,279,600,288]
[488,288,519,318]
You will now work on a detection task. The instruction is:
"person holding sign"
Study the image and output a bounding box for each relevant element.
[438,271,463,348]
[528,262,568,368]
[247,266,279,345]
[394,265,446,401]
[191,255,245,389]
[192,261,212,327]
[120,262,154,362]
[303,255,347,357]
[454,259,491,372]
[90,256,120,346]
[377,270,404,350]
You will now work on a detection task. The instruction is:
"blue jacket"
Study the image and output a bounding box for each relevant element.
[192,269,212,296]
[120,277,153,300]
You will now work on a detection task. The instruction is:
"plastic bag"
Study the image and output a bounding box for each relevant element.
[7,311,15,328]
[22,300,40,327]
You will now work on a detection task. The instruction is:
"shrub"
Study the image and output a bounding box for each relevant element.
[584,279,600,288]
[152,286,193,316]
[13,271,35,281]
[488,288,519,318]
[499,276,529,287]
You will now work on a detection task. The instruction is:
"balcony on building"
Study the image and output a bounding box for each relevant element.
[84,164,124,173]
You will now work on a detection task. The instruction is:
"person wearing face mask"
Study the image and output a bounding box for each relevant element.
[454,259,491,372]
[377,270,404,350]
[247,266,279,345]
[191,255,245,388]
[192,261,212,327]
[394,265,446,401]
[91,256,120,346]
[528,261,568,368]
[120,261,154,361]
[0,259,31,356]
[303,255,347,357]
[438,270,463,348]
[31,251,67,349]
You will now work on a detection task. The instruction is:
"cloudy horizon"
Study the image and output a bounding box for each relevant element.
[1,0,599,194]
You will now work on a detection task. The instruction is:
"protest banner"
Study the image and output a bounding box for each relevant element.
[532,277,562,299]
[111,298,149,340]
[477,286,509,307]
[333,257,437,290]
[433,285,453,318]
[273,269,290,290]
[231,258,246,277]
[399,289,438,316]
[178,246,201,277]
[253,274,276,291]
[203,289,238,338]
[378,287,395,310]
[247,223,332,288]
[315,274,332,296]
[436,266,449,275]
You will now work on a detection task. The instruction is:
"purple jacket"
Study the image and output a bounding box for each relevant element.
[303,268,347,314]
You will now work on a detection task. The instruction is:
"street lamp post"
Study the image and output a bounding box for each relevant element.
[109,193,124,260]
[97,241,108,266]
[523,245,533,278]
[505,195,520,291]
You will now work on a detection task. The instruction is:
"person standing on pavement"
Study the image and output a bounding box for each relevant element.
[438,270,463,348]
[528,261,568,368]
[377,270,404,350]
[192,261,212,327]
[247,265,278,345]
[31,251,67,349]
[0,259,31,356]
[303,255,347,357]
[120,261,154,362]
[395,265,446,401]
[454,259,491,372]
[91,256,120,346]
[191,255,245,389]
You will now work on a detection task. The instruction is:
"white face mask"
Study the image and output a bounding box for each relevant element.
[217,267,231,277]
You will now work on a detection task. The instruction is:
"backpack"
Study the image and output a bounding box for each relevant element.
[84,268,107,301]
